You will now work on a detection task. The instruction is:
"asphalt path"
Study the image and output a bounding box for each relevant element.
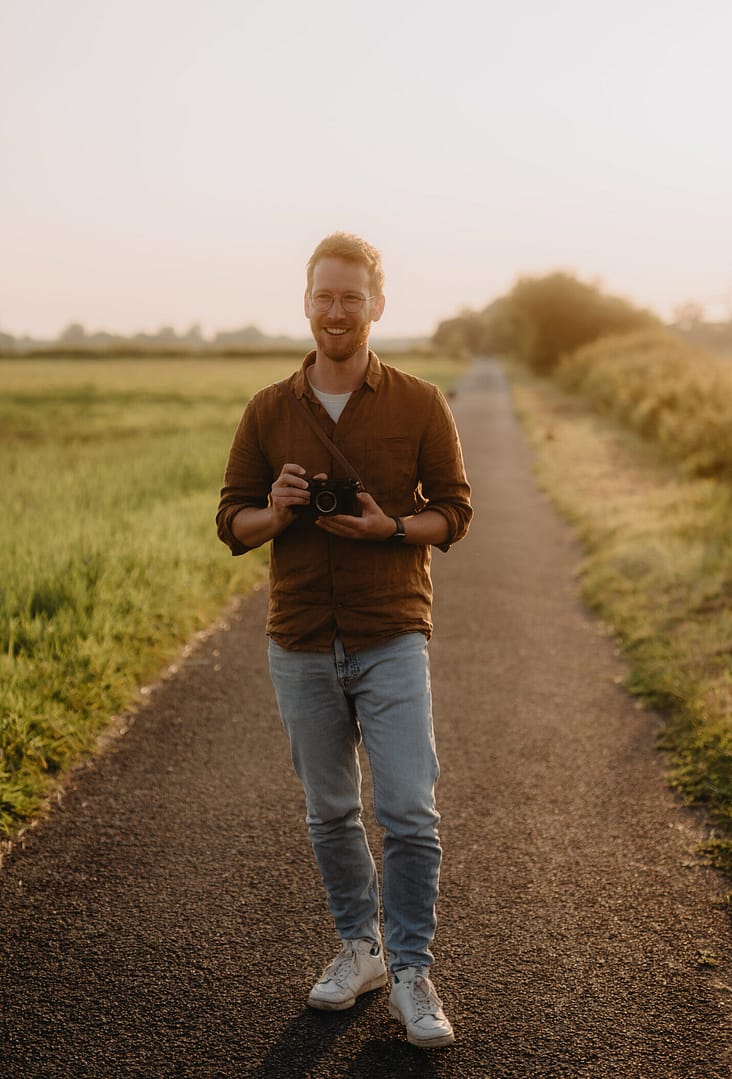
[1,358,731,1078]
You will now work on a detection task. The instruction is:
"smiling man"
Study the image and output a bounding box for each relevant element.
[307,253,380,368]
[217,232,472,1048]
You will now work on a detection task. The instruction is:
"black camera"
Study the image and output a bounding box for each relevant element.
[299,477,363,517]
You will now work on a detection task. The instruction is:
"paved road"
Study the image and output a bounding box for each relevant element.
[1,359,731,1078]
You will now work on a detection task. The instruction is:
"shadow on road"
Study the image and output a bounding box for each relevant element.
[247,995,441,1078]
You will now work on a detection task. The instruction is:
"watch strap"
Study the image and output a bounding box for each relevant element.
[388,516,406,542]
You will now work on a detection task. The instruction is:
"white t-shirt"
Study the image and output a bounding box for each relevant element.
[309,382,352,423]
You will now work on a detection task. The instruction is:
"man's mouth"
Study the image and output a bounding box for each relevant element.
[324,327,349,336]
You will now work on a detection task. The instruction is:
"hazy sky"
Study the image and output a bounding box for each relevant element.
[2,0,731,340]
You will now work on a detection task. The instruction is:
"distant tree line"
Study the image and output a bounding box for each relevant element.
[433,273,732,371]
[0,321,309,357]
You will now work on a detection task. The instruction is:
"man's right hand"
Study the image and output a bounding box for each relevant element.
[270,463,311,516]
[232,464,333,548]
[232,463,324,549]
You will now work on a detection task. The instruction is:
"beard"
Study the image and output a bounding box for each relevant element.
[312,317,371,362]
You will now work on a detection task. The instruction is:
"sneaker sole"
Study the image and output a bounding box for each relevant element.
[307,971,388,1011]
[388,1002,456,1047]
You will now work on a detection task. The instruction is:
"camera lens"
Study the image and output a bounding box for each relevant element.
[314,489,338,514]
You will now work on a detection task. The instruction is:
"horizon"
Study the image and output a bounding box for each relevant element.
[0,322,435,346]
[2,0,731,341]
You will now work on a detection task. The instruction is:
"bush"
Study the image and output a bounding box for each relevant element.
[557,329,732,479]
[433,273,657,371]
[503,273,658,374]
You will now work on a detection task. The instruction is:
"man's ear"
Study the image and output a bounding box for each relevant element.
[304,288,311,318]
[371,294,386,323]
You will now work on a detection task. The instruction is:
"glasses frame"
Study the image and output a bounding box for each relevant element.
[309,290,377,314]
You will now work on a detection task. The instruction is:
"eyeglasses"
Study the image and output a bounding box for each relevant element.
[309,291,376,314]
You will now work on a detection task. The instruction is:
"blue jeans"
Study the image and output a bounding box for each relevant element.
[268,632,442,971]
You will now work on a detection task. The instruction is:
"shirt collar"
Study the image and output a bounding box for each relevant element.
[292,350,383,400]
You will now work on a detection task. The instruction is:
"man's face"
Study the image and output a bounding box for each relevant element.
[305,257,384,362]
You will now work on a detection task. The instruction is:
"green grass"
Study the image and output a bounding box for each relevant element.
[0,352,466,836]
[507,360,732,883]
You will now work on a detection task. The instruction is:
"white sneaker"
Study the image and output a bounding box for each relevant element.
[307,939,387,1011]
[388,967,455,1047]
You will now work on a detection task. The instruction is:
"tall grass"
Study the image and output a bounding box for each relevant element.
[508,361,732,880]
[557,330,732,479]
[0,352,465,835]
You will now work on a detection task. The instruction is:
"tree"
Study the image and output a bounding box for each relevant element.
[59,321,87,344]
[672,302,704,331]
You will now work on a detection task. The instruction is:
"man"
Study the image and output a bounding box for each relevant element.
[217,233,472,1048]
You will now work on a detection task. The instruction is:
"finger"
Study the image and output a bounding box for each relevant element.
[276,466,309,491]
[281,463,306,476]
[317,514,365,536]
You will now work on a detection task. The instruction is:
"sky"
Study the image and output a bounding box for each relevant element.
[1,0,731,341]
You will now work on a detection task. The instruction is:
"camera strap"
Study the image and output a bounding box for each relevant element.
[275,380,365,487]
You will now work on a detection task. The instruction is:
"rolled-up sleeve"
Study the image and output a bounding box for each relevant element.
[419,387,473,552]
[216,396,272,556]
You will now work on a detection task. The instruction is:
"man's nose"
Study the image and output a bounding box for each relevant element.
[328,296,346,315]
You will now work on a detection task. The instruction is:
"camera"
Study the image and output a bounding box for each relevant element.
[298,477,363,517]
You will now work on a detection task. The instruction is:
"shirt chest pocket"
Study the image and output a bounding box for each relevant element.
[362,436,419,506]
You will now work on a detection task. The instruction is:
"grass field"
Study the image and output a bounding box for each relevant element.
[0,351,466,837]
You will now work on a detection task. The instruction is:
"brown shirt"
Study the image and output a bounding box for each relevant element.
[217,351,473,652]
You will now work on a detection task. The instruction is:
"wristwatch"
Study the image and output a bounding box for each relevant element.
[388,516,406,543]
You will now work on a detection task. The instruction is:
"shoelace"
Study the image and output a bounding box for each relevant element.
[323,945,361,986]
[408,975,444,1019]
